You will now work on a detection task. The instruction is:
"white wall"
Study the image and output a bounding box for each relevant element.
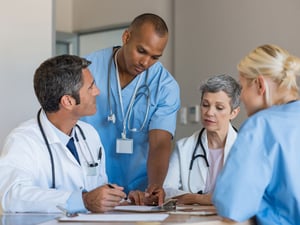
[56,0,300,141]
[56,0,73,33]
[56,0,174,73]
[0,0,54,146]
[174,0,300,139]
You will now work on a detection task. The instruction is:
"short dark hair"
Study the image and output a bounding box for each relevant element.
[34,54,91,112]
[129,13,168,37]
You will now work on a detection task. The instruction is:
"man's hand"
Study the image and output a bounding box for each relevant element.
[128,185,165,206]
[82,184,126,212]
[127,190,145,205]
[144,184,165,206]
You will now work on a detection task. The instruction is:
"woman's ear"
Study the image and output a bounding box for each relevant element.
[256,75,266,95]
[230,106,240,120]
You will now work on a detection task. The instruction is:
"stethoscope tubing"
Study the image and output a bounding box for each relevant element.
[189,128,210,170]
[107,47,150,133]
[74,124,98,167]
[37,109,99,189]
[187,126,238,193]
[188,128,209,194]
[37,108,56,188]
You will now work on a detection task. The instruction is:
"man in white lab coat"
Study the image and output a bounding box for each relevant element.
[0,55,126,214]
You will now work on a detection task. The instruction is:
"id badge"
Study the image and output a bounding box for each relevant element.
[116,138,133,154]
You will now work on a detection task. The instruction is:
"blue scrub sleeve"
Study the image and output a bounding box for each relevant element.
[149,81,180,136]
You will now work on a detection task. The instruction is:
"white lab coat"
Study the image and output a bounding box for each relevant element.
[0,110,107,213]
[163,125,237,199]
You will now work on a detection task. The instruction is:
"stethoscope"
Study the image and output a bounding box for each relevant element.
[189,128,210,170]
[187,126,237,194]
[187,128,209,194]
[107,47,151,137]
[37,108,100,189]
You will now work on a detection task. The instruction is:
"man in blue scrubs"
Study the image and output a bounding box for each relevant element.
[81,13,180,205]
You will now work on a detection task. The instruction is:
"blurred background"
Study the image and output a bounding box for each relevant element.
[1,0,300,146]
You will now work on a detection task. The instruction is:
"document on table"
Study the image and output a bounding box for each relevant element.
[58,213,169,222]
[114,205,165,212]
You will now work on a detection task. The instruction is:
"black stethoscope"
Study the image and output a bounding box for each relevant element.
[37,108,100,189]
[188,126,237,194]
[189,128,210,171]
[187,128,209,194]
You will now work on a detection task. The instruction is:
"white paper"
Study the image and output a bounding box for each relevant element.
[58,213,169,222]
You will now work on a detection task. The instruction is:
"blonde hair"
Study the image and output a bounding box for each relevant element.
[237,44,300,105]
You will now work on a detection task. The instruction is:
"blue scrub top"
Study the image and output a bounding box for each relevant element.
[213,100,300,224]
[81,47,180,193]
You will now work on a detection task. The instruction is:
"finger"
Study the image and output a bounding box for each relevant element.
[128,191,138,205]
[145,184,157,194]
[137,191,145,205]
[144,195,158,206]
[146,184,162,197]
[128,191,144,205]
[157,192,165,206]
[106,187,127,199]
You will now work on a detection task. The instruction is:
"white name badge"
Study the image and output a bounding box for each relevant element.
[116,138,133,154]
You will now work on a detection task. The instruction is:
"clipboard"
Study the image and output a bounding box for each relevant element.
[113,199,177,212]
[113,205,165,212]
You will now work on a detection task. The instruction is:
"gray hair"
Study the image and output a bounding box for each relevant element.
[199,74,241,110]
[34,54,91,113]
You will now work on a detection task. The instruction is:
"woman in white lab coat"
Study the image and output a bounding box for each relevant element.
[163,74,241,205]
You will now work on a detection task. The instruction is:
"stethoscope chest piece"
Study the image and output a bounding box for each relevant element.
[107,113,116,124]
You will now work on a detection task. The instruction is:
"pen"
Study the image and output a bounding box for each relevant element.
[107,183,131,203]
[107,183,114,189]
[98,147,102,160]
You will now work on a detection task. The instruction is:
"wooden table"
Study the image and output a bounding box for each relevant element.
[0,205,256,225]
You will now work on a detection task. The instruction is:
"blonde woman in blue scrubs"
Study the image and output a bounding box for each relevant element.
[213,44,300,225]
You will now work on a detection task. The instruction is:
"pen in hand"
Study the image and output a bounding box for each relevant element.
[107,183,114,189]
[107,183,130,204]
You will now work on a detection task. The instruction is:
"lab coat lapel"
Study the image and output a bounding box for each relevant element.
[39,110,81,165]
[39,110,61,145]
